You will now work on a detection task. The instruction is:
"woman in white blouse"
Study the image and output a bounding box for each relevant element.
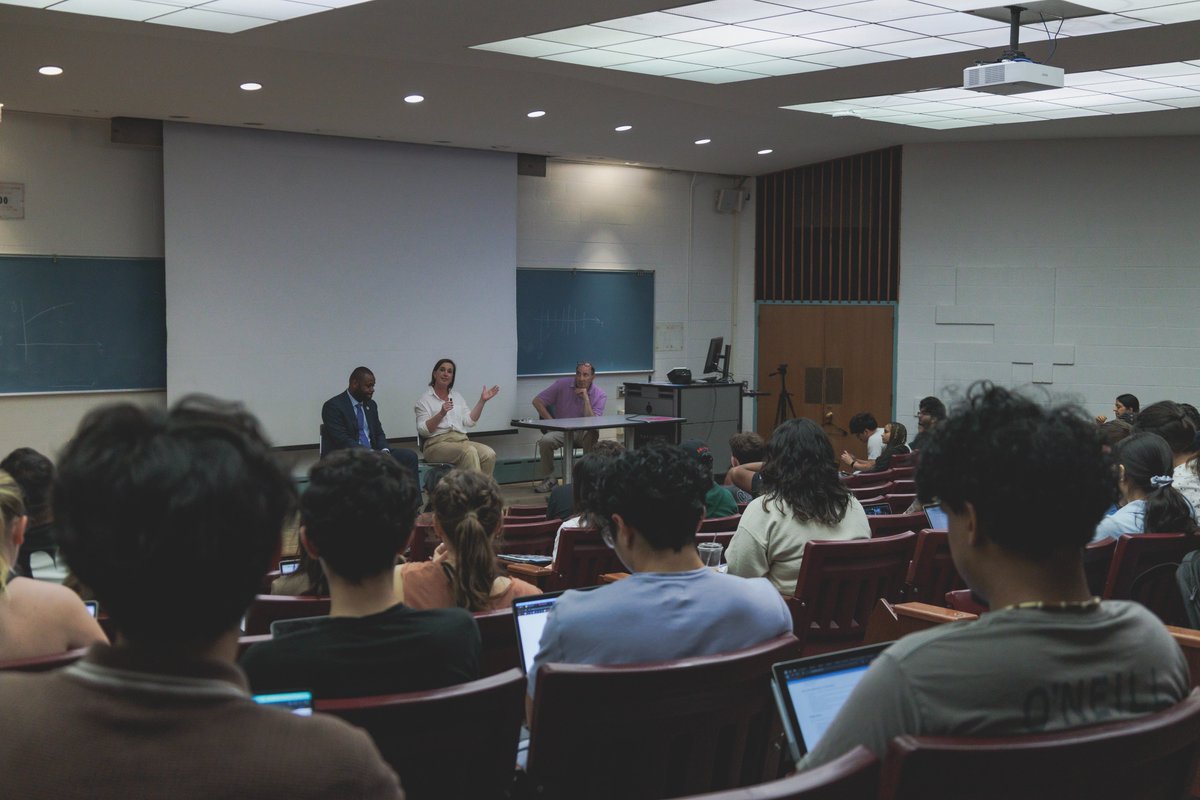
[415,358,500,475]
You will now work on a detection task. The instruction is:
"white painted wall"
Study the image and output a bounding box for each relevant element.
[897,136,1200,420]
[0,112,165,458]
[505,162,756,461]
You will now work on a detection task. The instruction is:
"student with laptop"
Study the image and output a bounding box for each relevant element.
[796,383,1190,770]
[525,443,792,699]
[242,448,480,699]
[0,397,403,798]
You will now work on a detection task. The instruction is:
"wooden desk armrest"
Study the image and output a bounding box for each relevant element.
[505,563,553,578]
[895,602,979,624]
[599,572,630,584]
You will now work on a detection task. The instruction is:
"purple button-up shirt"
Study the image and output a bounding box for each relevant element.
[536,377,607,418]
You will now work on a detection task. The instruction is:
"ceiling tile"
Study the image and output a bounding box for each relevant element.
[741,10,858,34]
[669,0,798,23]
[593,11,719,35]
[531,25,649,48]
[869,36,979,55]
[146,6,271,29]
[800,48,904,66]
[733,36,843,56]
[198,0,324,20]
[806,22,923,45]
[820,0,952,23]
[52,0,181,20]
[886,11,1006,34]
[541,49,644,67]
[667,24,788,45]
[471,38,582,58]
[672,66,771,82]
[603,38,717,57]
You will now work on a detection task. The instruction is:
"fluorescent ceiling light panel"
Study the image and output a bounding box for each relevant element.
[675,67,768,82]
[607,59,711,75]
[821,0,950,23]
[531,25,648,47]
[473,38,583,58]
[1056,14,1156,33]
[542,49,644,67]
[868,36,979,55]
[886,11,1006,35]
[732,37,842,57]
[1128,2,1200,22]
[667,48,780,66]
[783,61,1200,127]
[801,48,903,66]
[53,0,177,20]
[147,7,271,30]
[1110,62,1200,78]
[806,23,923,46]
[593,11,720,35]
[738,58,834,75]
[200,0,324,20]
[667,24,787,45]
[604,38,716,57]
[742,10,858,34]
[669,0,797,23]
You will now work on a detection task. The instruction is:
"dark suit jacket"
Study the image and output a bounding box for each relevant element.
[321,391,388,453]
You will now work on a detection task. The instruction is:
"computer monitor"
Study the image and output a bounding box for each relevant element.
[703,336,729,380]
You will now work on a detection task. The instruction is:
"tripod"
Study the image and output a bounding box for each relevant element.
[769,364,796,427]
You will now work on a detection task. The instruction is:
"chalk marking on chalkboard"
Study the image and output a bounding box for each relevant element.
[532,306,605,345]
[17,301,104,363]
[25,302,75,325]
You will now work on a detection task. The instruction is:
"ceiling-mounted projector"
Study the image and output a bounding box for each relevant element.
[964,60,1065,94]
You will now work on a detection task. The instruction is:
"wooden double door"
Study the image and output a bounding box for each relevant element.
[756,305,894,461]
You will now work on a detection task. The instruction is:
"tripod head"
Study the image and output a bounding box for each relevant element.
[768,364,788,378]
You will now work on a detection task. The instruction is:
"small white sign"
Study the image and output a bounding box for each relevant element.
[0,182,25,219]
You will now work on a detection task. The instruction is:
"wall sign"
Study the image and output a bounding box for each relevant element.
[0,183,25,219]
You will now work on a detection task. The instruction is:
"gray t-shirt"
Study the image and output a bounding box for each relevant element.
[800,600,1190,770]
[527,568,792,696]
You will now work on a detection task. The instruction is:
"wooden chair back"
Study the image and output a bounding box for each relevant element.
[698,514,741,533]
[547,526,624,591]
[1103,533,1196,625]
[904,529,965,605]
[1083,537,1117,597]
[404,521,438,563]
[496,518,560,557]
[474,607,519,677]
[316,668,526,800]
[890,479,916,493]
[851,483,895,501]
[507,504,548,518]
[0,647,88,672]
[884,494,916,514]
[789,532,917,654]
[243,594,331,635]
[867,512,928,539]
[842,470,893,489]
[672,746,878,799]
[879,691,1200,800]
[526,634,800,800]
[888,465,915,480]
[889,451,917,468]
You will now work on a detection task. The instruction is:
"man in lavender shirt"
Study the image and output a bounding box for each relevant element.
[531,361,607,492]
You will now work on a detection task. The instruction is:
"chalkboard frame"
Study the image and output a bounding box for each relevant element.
[516,268,655,377]
[0,255,167,395]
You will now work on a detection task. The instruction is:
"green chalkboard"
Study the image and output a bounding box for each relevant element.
[0,256,166,394]
[517,268,654,376]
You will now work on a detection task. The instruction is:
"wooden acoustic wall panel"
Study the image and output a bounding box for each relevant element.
[756,147,901,302]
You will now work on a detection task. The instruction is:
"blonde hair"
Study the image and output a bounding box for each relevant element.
[0,471,27,593]
[431,470,504,612]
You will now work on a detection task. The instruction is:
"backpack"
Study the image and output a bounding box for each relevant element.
[1175,548,1200,628]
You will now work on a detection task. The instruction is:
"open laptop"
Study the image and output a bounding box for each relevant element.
[512,591,565,673]
[770,642,891,764]
[861,500,891,516]
[923,502,949,530]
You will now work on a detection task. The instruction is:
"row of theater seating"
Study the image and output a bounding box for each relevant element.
[10,606,1200,800]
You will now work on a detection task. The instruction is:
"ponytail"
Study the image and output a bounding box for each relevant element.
[432,470,504,612]
[0,471,28,593]
[1143,475,1198,536]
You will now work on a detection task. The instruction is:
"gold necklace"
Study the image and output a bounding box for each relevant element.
[999,597,1102,612]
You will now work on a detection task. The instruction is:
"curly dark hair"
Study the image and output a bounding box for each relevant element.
[1134,401,1196,456]
[0,447,54,521]
[760,418,851,526]
[916,382,1117,556]
[595,442,709,551]
[54,395,297,643]
[303,448,420,583]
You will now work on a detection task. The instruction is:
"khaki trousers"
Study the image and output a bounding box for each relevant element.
[423,431,496,476]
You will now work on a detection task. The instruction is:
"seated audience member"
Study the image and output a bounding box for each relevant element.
[527,443,791,699]
[1099,418,1134,449]
[726,419,870,595]
[725,431,766,504]
[846,421,910,474]
[243,449,479,698]
[680,439,737,519]
[549,449,624,561]
[545,439,623,523]
[1093,433,1198,541]
[0,398,402,798]
[1135,400,1200,509]
[0,448,57,577]
[0,471,106,662]
[800,384,1190,771]
[1095,393,1140,425]
[909,395,946,451]
[840,412,883,471]
[395,469,540,611]
[270,543,329,597]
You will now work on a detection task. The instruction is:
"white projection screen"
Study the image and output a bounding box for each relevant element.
[163,124,517,447]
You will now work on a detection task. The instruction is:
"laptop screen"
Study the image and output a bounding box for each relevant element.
[862,501,890,516]
[512,592,563,673]
[771,643,890,763]
[923,503,949,530]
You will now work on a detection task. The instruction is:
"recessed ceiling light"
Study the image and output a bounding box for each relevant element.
[240,82,263,91]
[758,148,774,154]
[404,94,425,104]
[695,138,712,144]
[527,110,546,118]
[38,65,64,76]
[615,124,633,131]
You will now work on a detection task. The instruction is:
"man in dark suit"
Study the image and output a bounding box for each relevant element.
[321,366,418,477]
